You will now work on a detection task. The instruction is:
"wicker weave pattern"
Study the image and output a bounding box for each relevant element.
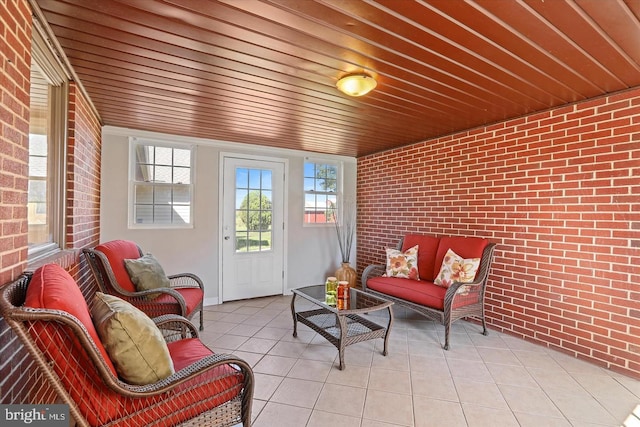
[0,274,254,427]
[362,241,497,350]
[291,286,394,370]
[83,244,205,330]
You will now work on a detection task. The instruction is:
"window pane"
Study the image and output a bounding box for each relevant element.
[236,168,248,188]
[262,170,273,190]
[153,205,172,224]
[173,185,190,204]
[153,186,170,204]
[174,166,190,184]
[235,167,273,252]
[154,165,172,183]
[172,205,190,224]
[130,141,194,227]
[134,205,153,224]
[303,161,339,224]
[248,169,261,189]
[173,148,190,167]
[134,184,153,204]
[155,146,172,165]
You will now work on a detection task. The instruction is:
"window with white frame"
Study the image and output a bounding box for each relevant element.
[303,160,339,224]
[28,25,68,261]
[129,139,194,227]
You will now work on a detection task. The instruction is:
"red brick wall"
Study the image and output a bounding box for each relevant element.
[0,0,35,405]
[357,87,640,378]
[0,0,103,404]
[66,83,102,251]
[0,0,31,284]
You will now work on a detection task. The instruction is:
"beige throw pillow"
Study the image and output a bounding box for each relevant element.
[91,292,175,385]
[434,248,481,288]
[385,244,419,280]
[124,253,170,298]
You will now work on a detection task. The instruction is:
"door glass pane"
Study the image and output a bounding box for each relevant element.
[235,168,273,252]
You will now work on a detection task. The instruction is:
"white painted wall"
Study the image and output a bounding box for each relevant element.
[100,126,357,305]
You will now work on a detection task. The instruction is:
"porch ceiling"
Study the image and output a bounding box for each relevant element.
[34,0,640,157]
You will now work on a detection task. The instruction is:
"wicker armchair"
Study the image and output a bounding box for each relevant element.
[83,240,204,330]
[0,271,253,427]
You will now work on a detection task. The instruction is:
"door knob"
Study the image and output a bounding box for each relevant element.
[224,236,230,240]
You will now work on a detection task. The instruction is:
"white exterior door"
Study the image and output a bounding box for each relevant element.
[221,156,285,301]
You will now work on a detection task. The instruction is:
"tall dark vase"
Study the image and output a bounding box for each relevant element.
[335,262,357,288]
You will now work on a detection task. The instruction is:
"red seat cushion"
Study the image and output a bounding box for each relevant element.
[367,276,447,310]
[402,235,441,281]
[167,338,216,371]
[95,240,141,292]
[154,287,204,317]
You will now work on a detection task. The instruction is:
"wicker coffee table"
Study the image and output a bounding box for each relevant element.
[290,285,394,370]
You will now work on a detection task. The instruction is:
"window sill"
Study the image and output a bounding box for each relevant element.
[26,249,80,273]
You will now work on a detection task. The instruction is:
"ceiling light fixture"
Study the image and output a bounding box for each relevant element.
[336,73,377,97]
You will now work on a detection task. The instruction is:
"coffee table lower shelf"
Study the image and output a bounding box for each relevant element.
[293,306,392,370]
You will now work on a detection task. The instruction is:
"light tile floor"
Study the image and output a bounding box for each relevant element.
[201,295,640,427]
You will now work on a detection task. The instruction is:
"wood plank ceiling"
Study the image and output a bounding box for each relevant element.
[33,0,640,157]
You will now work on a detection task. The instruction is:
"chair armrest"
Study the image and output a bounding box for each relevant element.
[168,272,205,290]
[115,352,254,398]
[153,314,200,341]
[444,242,497,310]
[361,264,386,291]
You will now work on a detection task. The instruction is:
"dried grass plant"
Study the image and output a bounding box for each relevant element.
[333,199,356,263]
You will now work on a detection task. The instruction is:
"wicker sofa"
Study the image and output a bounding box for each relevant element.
[362,235,496,350]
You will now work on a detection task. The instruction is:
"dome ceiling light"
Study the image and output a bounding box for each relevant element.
[336,73,377,97]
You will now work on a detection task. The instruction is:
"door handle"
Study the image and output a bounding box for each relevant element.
[224,236,230,240]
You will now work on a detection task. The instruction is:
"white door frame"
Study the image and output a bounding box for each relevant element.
[218,152,288,302]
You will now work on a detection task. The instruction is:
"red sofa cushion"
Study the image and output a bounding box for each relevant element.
[154,287,204,317]
[95,240,142,292]
[434,236,489,280]
[402,234,441,281]
[367,276,447,310]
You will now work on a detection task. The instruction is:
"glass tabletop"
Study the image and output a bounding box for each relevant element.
[292,284,393,314]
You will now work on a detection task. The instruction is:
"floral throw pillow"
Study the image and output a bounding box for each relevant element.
[385,245,419,280]
[434,248,481,288]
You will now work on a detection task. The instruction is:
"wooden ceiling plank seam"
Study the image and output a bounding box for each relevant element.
[520,0,635,88]
[260,0,541,111]
[483,0,629,93]
[81,83,442,140]
[33,0,640,158]
[572,0,640,77]
[85,90,454,147]
[140,0,516,113]
[54,31,482,122]
[364,0,588,102]
[94,102,420,152]
[427,0,609,100]
[66,48,466,130]
[45,15,487,121]
[316,0,558,109]
[49,30,404,118]
[453,0,607,97]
